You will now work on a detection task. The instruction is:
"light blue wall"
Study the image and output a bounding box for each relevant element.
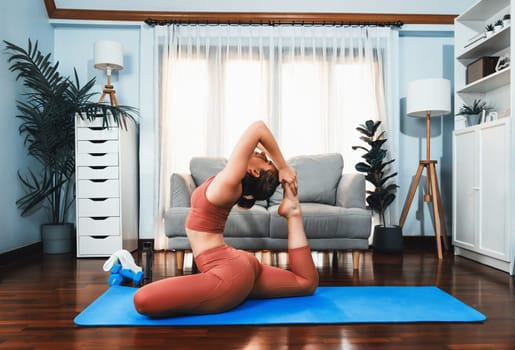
[0,0,54,254]
[53,24,141,107]
[1,0,475,253]
[51,22,458,241]
[398,30,455,236]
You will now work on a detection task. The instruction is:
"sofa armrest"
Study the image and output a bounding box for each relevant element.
[336,173,366,209]
[170,173,196,207]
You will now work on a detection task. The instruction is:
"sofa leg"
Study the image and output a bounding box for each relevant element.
[175,250,185,270]
[352,250,361,270]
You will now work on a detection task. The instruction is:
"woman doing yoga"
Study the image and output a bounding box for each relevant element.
[133,121,319,317]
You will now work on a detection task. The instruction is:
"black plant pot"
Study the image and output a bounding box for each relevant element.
[372,225,403,253]
[41,223,74,254]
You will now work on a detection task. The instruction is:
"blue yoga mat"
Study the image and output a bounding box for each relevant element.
[74,286,486,326]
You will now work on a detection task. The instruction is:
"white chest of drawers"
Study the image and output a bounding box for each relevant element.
[75,116,138,257]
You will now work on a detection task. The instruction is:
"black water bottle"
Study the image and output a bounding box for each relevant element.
[142,241,154,284]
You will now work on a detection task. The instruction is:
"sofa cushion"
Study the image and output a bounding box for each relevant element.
[224,205,270,238]
[270,153,343,206]
[268,203,371,240]
[164,205,270,239]
[190,157,227,186]
[164,207,190,237]
[170,173,195,207]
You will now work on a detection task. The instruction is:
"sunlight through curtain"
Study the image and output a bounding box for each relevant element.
[153,24,399,248]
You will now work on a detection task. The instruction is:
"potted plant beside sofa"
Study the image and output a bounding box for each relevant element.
[352,120,402,253]
[4,39,136,254]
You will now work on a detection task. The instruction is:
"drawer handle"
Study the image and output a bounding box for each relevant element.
[89,166,107,170]
[89,140,108,144]
[90,235,109,240]
[90,217,108,220]
[90,179,108,183]
[88,127,106,131]
[90,198,108,202]
[89,153,107,157]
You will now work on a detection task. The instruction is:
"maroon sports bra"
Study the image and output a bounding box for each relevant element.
[185,176,232,233]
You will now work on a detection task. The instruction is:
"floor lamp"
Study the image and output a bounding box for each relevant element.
[400,78,451,259]
[94,40,124,106]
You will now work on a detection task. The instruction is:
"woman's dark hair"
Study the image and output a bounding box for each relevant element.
[238,169,280,209]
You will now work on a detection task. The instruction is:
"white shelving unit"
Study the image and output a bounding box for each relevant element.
[75,116,139,257]
[453,0,514,275]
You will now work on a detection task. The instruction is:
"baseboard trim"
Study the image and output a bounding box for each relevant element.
[403,236,448,252]
[0,242,42,265]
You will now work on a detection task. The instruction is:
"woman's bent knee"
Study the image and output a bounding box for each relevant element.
[133,289,153,315]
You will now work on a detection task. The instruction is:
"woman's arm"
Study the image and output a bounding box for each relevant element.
[255,142,297,190]
[208,121,296,205]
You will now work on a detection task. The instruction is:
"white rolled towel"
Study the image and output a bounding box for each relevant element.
[103,249,143,273]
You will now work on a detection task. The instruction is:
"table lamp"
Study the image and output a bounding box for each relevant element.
[94,40,124,106]
[399,78,451,259]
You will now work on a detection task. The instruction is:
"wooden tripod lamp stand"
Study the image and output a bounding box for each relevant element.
[400,78,451,259]
[94,40,124,107]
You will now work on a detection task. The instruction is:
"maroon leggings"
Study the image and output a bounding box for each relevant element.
[133,245,318,317]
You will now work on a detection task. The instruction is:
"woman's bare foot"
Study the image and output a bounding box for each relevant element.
[278,182,302,218]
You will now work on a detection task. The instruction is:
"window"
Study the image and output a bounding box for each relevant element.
[163,52,381,173]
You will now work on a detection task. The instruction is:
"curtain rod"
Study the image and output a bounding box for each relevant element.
[144,18,404,28]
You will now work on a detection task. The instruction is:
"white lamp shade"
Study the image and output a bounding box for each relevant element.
[407,78,451,117]
[94,40,124,71]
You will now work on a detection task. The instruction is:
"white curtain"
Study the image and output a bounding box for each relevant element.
[153,24,399,249]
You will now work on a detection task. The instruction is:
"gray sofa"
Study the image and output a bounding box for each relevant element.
[164,153,372,269]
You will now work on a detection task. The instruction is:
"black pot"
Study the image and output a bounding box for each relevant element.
[372,225,403,253]
[41,223,74,254]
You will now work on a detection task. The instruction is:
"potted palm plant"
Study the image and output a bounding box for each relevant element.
[352,120,402,253]
[456,99,491,126]
[4,39,136,254]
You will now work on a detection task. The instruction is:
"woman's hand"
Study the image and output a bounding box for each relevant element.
[279,165,298,195]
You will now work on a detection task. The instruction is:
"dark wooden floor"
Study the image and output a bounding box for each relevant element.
[0,243,514,350]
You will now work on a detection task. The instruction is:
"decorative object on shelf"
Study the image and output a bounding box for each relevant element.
[4,39,137,254]
[464,32,487,48]
[485,23,495,37]
[495,54,510,71]
[480,109,488,124]
[401,78,451,260]
[485,111,499,123]
[456,99,492,127]
[94,40,124,107]
[503,13,511,27]
[494,19,504,32]
[352,120,402,253]
[466,56,499,84]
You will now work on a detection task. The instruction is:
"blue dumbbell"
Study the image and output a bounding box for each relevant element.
[108,263,144,287]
